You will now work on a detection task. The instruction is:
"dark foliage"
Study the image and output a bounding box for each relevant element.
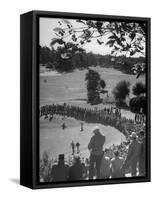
[85,69,101,104]
[112,80,130,103]
[45,62,55,69]
[51,20,146,57]
[129,96,146,114]
[132,82,146,96]
[39,45,145,74]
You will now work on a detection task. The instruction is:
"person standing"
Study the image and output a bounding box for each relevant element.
[70,141,75,155]
[88,126,106,179]
[51,154,69,182]
[68,157,83,181]
[137,131,146,176]
[100,153,111,179]
[76,142,80,154]
[80,122,84,132]
[111,151,124,178]
[61,122,66,130]
[121,132,138,177]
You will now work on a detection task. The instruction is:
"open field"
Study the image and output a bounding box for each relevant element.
[40,66,145,106]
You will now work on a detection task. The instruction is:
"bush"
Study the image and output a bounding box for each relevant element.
[112,80,130,103]
[129,96,146,114]
[132,82,145,96]
[46,62,54,69]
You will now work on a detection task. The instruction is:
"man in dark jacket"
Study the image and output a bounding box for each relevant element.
[68,157,83,181]
[88,126,106,179]
[51,154,69,182]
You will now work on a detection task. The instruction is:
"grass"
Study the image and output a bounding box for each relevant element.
[40,115,126,160]
[40,66,145,159]
[40,66,145,106]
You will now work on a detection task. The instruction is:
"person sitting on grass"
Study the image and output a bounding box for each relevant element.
[51,154,69,182]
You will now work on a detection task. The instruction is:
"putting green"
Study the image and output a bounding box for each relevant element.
[40,115,126,160]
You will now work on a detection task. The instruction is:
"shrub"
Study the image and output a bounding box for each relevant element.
[132,82,145,96]
[46,62,54,69]
[112,80,130,103]
[129,96,146,114]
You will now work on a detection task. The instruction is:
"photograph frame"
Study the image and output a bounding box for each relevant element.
[20,10,151,189]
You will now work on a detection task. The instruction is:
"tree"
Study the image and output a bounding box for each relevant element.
[39,46,52,64]
[85,69,101,104]
[132,82,146,96]
[129,96,146,114]
[51,19,146,58]
[112,80,130,105]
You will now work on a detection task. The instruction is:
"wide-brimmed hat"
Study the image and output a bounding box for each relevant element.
[92,126,100,133]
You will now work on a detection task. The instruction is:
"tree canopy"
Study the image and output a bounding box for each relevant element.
[132,82,146,96]
[50,19,146,57]
[85,69,101,104]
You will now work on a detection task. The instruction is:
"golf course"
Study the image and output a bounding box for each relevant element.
[40,66,145,160]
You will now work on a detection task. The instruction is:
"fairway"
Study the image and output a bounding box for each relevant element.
[40,66,145,106]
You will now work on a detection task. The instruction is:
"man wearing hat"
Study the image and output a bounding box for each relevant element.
[88,126,106,179]
[51,154,69,182]
[68,156,84,181]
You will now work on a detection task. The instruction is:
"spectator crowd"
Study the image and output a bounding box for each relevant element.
[40,103,145,137]
[40,107,146,182]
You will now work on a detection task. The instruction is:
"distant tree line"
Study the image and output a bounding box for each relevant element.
[39,45,145,73]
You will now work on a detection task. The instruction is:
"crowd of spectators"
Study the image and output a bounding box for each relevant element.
[40,130,145,182]
[40,103,145,137]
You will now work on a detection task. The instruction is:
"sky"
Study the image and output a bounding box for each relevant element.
[39,17,113,55]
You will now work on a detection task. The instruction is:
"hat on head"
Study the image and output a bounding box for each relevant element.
[92,126,100,133]
[58,154,64,160]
